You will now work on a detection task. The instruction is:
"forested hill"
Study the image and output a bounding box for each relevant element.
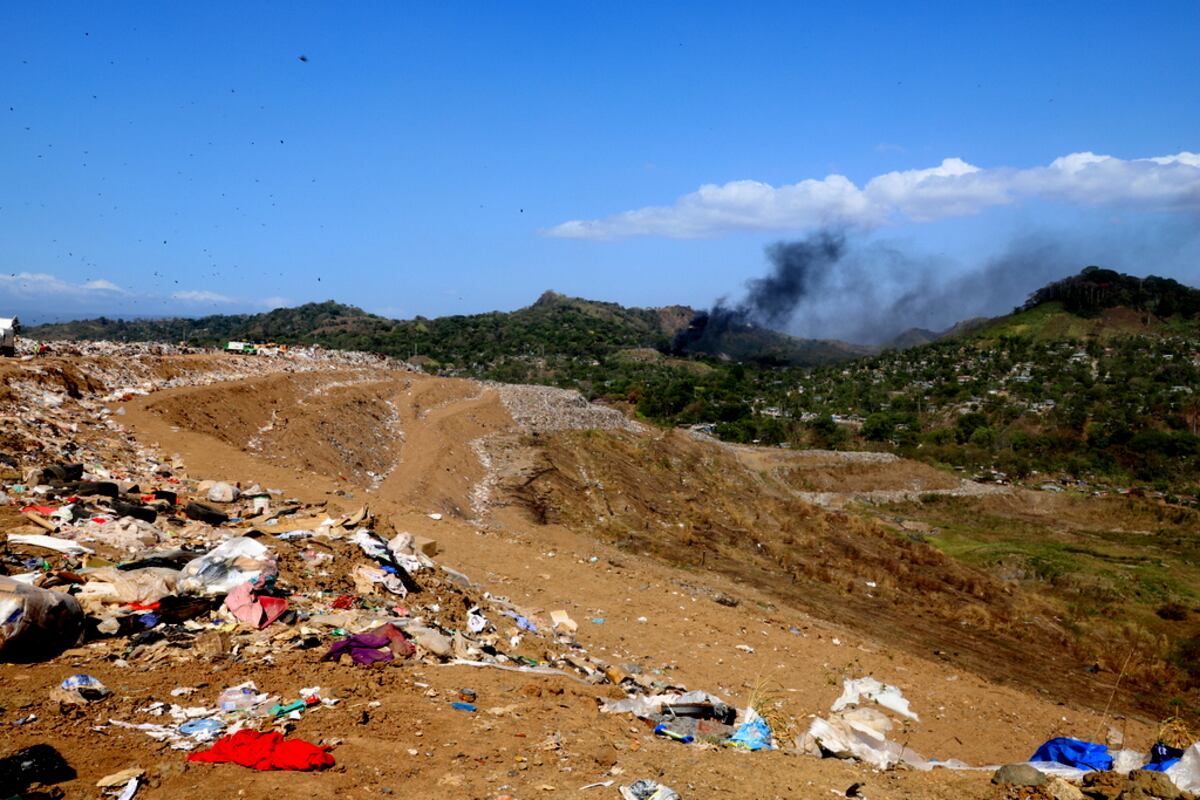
[1022,266,1200,318]
[25,291,869,369]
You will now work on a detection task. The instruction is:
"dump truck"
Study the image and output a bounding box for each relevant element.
[0,317,18,357]
[224,341,257,355]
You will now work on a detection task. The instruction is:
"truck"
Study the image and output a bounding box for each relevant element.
[225,341,258,355]
[0,317,18,357]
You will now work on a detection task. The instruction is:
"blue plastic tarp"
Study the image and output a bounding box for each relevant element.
[1029,737,1113,772]
[726,716,774,751]
[1144,742,1184,772]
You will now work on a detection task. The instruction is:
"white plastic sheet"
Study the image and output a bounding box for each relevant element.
[1167,743,1200,793]
[7,533,94,556]
[802,707,930,770]
[1111,749,1148,774]
[831,676,919,720]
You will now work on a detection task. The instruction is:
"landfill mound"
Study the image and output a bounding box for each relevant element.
[2,342,1197,800]
[479,428,1111,712]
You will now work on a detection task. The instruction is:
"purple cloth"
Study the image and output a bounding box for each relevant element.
[321,633,394,665]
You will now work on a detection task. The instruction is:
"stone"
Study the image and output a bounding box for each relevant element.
[1127,769,1184,799]
[195,630,230,658]
[1082,771,1125,800]
[993,763,1048,786]
[1048,777,1086,800]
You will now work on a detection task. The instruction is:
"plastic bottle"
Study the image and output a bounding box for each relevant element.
[217,686,258,711]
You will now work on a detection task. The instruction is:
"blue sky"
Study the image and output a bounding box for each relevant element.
[1,2,1197,332]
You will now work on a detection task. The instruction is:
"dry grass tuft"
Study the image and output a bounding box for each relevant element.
[747,676,796,741]
[1158,716,1194,749]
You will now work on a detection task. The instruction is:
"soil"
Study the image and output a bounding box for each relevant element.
[0,355,1164,799]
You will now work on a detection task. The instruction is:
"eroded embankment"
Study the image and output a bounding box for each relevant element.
[479,428,1141,714]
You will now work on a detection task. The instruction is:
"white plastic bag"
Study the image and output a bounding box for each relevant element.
[179,537,275,595]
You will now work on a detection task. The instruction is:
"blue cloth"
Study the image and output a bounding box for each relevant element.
[1029,738,1113,771]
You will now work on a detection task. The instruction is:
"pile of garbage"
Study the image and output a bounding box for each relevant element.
[489,383,643,434]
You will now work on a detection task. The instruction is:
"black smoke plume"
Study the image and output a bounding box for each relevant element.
[672,230,847,355]
[674,222,1199,351]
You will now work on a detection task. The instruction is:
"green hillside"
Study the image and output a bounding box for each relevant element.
[26,291,869,371]
[967,267,1200,342]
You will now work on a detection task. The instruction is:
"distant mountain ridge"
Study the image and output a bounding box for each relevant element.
[26,291,871,368]
[25,267,1199,368]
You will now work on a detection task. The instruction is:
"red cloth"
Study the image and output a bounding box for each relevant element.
[187,730,334,771]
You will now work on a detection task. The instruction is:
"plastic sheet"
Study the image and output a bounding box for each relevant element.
[802,708,928,770]
[78,566,180,605]
[1029,737,1112,772]
[726,712,774,751]
[179,537,276,596]
[1167,744,1200,793]
[831,676,919,720]
[7,533,94,556]
[0,576,84,662]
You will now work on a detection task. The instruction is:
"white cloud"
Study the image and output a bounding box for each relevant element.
[259,296,293,309]
[0,272,128,297]
[171,289,235,304]
[82,279,127,293]
[544,151,1200,239]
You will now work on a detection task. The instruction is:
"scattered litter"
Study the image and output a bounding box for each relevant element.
[179,537,275,596]
[116,776,140,800]
[1030,737,1113,772]
[619,779,681,800]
